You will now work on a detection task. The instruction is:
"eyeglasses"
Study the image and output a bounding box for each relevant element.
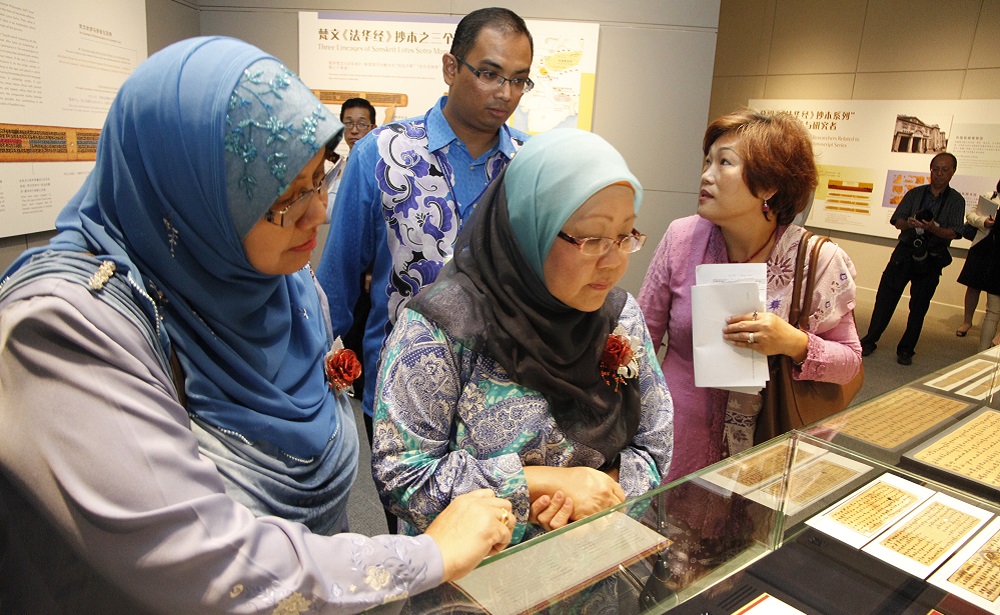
[343,120,372,131]
[456,57,534,93]
[263,165,338,227]
[557,229,647,256]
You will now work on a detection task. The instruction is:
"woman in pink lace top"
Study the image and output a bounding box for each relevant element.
[638,109,862,482]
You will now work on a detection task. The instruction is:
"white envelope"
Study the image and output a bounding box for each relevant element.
[691,279,768,392]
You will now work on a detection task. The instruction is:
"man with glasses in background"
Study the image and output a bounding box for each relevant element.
[860,152,965,366]
[324,97,377,221]
[326,97,376,415]
[315,7,533,533]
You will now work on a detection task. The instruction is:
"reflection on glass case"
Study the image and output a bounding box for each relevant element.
[397,348,1000,615]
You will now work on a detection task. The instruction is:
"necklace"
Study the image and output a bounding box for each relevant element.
[732,226,777,263]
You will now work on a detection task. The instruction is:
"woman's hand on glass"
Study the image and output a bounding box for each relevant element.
[425,489,514,582]
[524,466,625,523]
[529,490,574,531]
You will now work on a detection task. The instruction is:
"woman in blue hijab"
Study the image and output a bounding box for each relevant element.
[0,36,512,613]
[372,129,674,544]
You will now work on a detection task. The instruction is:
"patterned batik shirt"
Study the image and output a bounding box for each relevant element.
[371,294,674,544]
[316,96,527,417]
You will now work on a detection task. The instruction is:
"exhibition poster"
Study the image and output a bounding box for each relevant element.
[750,99,1000,241]
[0,0,146,238]
[297,11,599,153]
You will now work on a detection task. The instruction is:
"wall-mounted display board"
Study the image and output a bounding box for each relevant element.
[0,0,146,238]
[749,99,1000,242]
[298,11,599,148]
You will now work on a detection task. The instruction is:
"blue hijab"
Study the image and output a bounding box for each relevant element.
[7,37,343,460]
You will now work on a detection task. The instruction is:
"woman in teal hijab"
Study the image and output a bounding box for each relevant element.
[373,128,675,544]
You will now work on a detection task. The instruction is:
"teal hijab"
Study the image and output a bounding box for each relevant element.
[409,129,644,462]
[504,129,642,280]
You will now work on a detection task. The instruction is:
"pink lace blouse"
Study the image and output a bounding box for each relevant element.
[637,215,862,482]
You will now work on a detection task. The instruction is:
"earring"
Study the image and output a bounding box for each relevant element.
[762,199,770,213]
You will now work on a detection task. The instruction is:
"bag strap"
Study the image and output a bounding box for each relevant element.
[788,231,812,327]
[799,236,831,325]
[789,231,831,329]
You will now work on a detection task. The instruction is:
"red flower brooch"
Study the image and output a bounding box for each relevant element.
[600,325,641,391]
[324,339,362,395]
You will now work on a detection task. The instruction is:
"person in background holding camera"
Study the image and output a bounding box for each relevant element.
[860,152,965,365]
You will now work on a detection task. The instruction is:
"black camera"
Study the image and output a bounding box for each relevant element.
[909,235,928,260]
[906,209,935,261]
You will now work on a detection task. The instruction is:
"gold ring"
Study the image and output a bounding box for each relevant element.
[499,508,509,525]
[748,332,755,344]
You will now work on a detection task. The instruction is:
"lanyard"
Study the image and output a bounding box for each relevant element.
[431,146,505,223]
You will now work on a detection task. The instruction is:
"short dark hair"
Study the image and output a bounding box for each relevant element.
[931,152,957,170]
[340,97,376,124]
[703,108,818,226]
[450,7,533,60]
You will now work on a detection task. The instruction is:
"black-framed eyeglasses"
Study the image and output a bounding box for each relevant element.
[343,120,372,131]
[456,57,534,93]
[557,229,647,256]
[263,165,338,227]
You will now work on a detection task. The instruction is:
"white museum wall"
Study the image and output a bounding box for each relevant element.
[1,0,720,300]
[11,0,998,318]
[147,0,200,54]
[0,0,179,268]
[711,0,1000,317]
[195,0,719,299]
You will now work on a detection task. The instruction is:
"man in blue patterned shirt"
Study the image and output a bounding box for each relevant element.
[315,7,533,530]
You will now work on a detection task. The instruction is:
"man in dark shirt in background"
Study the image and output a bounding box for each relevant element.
[860,152,965,365]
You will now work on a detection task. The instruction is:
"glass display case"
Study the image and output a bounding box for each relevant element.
[397,347,1000,615]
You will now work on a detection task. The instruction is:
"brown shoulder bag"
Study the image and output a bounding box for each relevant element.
[754,232,864,444]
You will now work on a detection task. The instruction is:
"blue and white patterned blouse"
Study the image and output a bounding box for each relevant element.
[372,294,674,544]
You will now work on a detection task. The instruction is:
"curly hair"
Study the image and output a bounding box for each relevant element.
[703,108,818,226]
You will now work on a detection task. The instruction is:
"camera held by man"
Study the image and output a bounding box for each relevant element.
[860,152,964,366]
[907,208,936,261]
